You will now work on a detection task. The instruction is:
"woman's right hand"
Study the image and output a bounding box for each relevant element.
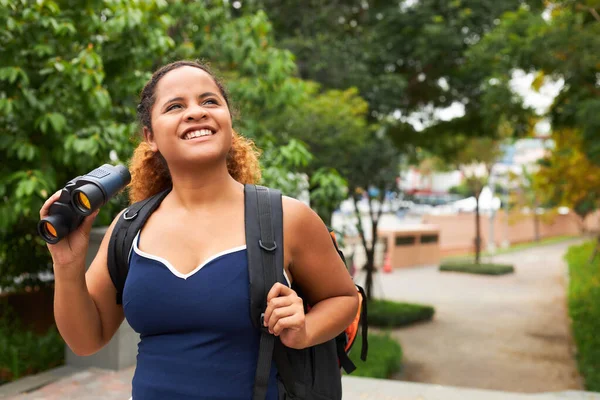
[40,190,99,272]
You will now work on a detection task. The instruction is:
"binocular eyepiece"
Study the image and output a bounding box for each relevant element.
[38,164,131,244]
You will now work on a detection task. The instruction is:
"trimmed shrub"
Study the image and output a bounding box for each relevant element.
[348,332,402,379]
[439,262,514,275]
[368,299,435,328]
[565,241,600,391]
[0,317,64,384]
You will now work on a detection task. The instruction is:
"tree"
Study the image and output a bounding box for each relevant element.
[267,84,369,224]
[535,129,600,239]
[467,2,600,163]
[0,1,318,289]
[342,132,401,300]
[509,165,545,242]
[248,0,542,118]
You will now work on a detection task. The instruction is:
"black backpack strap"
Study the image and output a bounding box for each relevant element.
[245,184,285,400]
[357,285,368,361]
[107,188,171,304]
[337,334,357,374]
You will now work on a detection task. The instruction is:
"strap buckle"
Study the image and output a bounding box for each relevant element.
[259,240,277,252]
[123,209,138,220]
[260,312,271,334]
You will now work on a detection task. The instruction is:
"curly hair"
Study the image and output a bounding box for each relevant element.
[128,60,261,204]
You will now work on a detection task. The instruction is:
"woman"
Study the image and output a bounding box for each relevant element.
[39,60,359,399]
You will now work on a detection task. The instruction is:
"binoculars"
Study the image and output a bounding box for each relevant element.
[38,164,131,244]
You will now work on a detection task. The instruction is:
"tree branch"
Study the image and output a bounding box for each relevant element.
[589,7,600,22]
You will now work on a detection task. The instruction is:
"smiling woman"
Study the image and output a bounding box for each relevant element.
[129,61,261,204]
[40,59,359,400]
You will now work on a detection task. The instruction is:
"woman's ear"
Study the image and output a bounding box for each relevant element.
[143,126,159,152]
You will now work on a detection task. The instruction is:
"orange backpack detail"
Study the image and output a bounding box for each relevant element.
[328,228,368,371]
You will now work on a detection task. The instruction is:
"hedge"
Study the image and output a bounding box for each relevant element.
[368,299,435,328]
[439,262,514,275]
[565,241,600,391]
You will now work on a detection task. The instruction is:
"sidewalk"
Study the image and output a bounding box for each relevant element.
[3,366,600,400]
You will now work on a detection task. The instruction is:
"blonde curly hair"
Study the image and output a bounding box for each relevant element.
[128,60,261,204]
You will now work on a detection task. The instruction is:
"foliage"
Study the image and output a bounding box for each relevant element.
[565,241,600,391]
[448,182,476,198]
[0,1,339,289]
[368,299,435,328]
[259,139,313,199]
[251,0,541,117]
[346,133,401,300]
[439,262,515,275]
[267,84,368,224]
[347,332,402,379]
[451,137,504,264]
[534,129,600,227]
[0,316,64,383]
[468,2,600,164]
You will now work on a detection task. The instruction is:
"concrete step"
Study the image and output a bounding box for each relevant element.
[341,376,600,400]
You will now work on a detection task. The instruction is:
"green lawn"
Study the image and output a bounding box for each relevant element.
[347,332,402,379]
[565,240,600,391]
[442,235,580,263]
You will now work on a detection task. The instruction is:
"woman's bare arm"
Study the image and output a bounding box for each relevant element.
[54,211,125,356]
[276,196,359,348]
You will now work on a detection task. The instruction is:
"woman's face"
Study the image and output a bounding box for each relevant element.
[144,66,233,169]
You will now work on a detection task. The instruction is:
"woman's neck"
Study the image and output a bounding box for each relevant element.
[167,163,243,212]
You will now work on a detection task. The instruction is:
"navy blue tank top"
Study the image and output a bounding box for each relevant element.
[123,231,285,399]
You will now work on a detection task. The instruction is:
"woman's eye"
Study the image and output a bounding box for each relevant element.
[204,99,218,105]
[166,104,182,111]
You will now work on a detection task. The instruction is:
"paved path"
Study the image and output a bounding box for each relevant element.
[5,368,600,400]
[356,239,585,393]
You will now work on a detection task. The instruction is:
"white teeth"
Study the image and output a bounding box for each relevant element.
[184,129,213,140]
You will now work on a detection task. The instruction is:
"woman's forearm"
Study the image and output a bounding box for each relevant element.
[54,265,104,356]
[303,293,358,348]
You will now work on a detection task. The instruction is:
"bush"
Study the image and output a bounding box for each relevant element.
[368,299,435,328]
[348,332,402,379]
[565,241,600,391]
[0,316,64,384]
[439,262,514,275]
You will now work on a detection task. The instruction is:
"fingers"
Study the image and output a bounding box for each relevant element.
[74,210,100,241]
[39,190,63,219]
[271,313,305,336]
[266,282,293,302]
[264,283,305,335]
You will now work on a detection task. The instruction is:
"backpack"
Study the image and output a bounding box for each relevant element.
[107,184,368,400]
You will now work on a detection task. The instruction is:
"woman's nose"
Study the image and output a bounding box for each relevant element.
[184,104,207,121]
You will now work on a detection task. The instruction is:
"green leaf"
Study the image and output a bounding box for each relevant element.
[81,74,92,91]
[47,113,66,133]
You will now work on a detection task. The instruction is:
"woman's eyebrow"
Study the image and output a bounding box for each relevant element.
[162,96,184,108]
[199,92,219,99]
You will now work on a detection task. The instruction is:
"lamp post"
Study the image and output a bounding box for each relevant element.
[488,166,496,254]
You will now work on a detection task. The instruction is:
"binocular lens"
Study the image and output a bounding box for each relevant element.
[72,184,103,215]
[44,222,58,238]
[38,214,68,244]
[78,192,91,210]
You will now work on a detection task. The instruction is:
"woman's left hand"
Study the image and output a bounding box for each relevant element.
[263,283,308,349]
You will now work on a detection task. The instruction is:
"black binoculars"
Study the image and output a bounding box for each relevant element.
[38,164,131,244]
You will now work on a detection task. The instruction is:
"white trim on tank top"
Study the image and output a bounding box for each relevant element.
[131,231,291,285]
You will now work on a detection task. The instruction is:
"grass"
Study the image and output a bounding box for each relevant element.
[565,240,600,391]
[347,332,402,379]
[368,299,435,328]
[439,262,515,275]
[442,235,579,263]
